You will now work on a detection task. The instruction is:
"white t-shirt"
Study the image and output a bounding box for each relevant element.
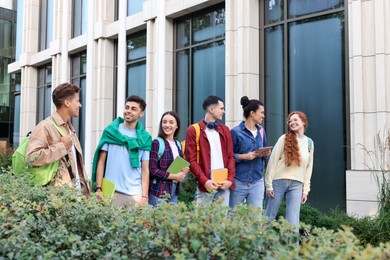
[167,139,179,158]
[70,130,81,190]
[101,123,150,195]
[205,127,224,171]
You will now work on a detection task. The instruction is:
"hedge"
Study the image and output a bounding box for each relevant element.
[0,172,389,259]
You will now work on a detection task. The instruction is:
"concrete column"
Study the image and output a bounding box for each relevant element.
[225,0,260,128]
[84,0,96,176]
[116,0,128,117]
[20,66,38,138]
[146,0,174,136]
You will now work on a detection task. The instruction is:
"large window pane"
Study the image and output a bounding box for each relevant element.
[73,0,87,37]
[127,34,146,62]
[288,13,345,211]
[37,65,52,123]
[265,0,284,24]
[175,5,225,140]
[128,0,143,16]
[192,9,225,44]
[175,50,190,128]
[264,25,285,145]
[71,52,86,148]
[126,32,146,125]
[288,0,343,18]
[46,0,53,47]
[192,41,225,122]
[127,61,146,98]
[176,18,190,49]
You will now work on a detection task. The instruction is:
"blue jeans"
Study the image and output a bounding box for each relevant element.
[148,183,178,206]
[195,187,230,207]
[229,178,265,209]
[264,179,303,227]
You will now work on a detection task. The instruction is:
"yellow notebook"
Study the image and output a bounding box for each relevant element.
[102,178,116,199]
[211,168,228,186]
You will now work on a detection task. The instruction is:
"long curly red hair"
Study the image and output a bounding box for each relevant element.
[284,111,308,167]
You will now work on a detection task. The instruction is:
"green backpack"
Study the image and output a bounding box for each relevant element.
[12,119,67,186]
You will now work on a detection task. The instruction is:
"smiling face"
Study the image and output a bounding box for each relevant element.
[66,93,81,118]
[161,114,178,139]
[123,101,144,124]
[251,105,265,125]
[287,112,307,133]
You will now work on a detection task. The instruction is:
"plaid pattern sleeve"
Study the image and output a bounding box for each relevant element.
[149,139,176,197]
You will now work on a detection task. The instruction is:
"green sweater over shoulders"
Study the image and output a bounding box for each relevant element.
[91,117,152,182]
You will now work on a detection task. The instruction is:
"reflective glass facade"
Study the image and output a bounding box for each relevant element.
[127,0,143,16]
[37,64,52,123]
[126,32,146,125]
[0,6,16,142]
[175,5,225,139]
[263,0,346,212]
[71,52,87,148]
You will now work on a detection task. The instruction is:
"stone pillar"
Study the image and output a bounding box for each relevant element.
[225,0,260,128]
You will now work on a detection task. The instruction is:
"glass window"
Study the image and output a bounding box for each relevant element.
[262,2,346,212]
[16,0,23,60]
[265,0,284,25]
[73,0,87,37]
[71,52,87,148]
[288,0,343,18]
[264,25,285,143]
[0,7,16,142]
[126,32,146,125]
[175,5,225,140]
[39,0,53,51]
[37,64,52,123]
[127,0,143,16]
[13,73,21,147]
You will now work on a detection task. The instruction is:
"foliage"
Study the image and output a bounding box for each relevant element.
[178,173,196,208]
[277,202,390,247]
[0,172,389,259]
[359,129,390,216]
[0,147,13,171]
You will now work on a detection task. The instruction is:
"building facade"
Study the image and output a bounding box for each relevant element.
[7,0,390,216]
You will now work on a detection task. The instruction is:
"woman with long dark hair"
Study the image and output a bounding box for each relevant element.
[149,111,189,205]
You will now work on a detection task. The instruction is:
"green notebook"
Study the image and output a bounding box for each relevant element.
[166,156,190,174]
[102,178,116,199]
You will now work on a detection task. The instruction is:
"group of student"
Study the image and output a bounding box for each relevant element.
[26,82,314,228]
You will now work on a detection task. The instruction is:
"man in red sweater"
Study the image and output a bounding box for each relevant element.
[185,96,235,206]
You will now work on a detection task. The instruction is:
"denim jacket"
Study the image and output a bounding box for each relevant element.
[230,121,267,182]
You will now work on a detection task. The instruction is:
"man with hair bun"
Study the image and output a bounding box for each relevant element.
[230,96,270,209]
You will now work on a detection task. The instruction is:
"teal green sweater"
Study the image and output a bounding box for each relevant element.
[91,117,152,182]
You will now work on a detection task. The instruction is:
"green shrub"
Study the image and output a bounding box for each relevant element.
[0,147,13,171]
[0,171,389,259]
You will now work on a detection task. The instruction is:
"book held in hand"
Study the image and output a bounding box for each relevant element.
[211,168,228,187]
[254,146,273,157]
[166,156,190,174]
[102,178,116,199]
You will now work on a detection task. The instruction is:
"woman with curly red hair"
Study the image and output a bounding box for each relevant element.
[264,111,314,228]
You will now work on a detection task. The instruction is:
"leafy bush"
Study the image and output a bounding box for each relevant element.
[0,171,389,259]
[277,201,389,247]
[0,147,13,171]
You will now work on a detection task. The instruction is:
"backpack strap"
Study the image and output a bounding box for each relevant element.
[157,137,182,160]
[49,119,74,179]
[193,123,200,163]
[157,137,165,159]
[308,137,313,152]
